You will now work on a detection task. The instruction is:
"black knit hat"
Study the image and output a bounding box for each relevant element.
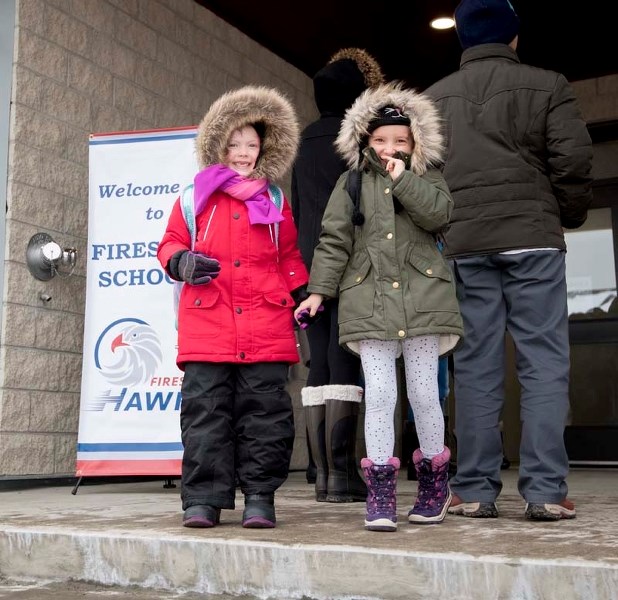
[367,106,411,135]
[313,48,384,115]
[455,0,520,49]
[313,59,366,115]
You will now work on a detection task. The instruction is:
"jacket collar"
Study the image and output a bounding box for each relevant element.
[460,44,520,70]
[363,148,389,176]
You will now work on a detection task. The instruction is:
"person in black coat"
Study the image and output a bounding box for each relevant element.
[291,48,384,503]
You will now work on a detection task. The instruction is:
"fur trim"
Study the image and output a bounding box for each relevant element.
[323,385,364,403]
[301,386,325,407]
[195,86,300,181]
[335,81,444,175]
[328,48,384,88]
[413,446,450,466]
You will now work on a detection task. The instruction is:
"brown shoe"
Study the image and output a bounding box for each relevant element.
[447,494,498,518]
[525,498,576,521]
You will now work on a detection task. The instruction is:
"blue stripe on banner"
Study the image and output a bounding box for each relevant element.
[90,134,196,146]
[77,442,184,452]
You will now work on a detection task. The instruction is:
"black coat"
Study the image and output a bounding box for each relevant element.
[291,114,348,270]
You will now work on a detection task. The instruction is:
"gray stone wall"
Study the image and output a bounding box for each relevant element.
[0,0,316,477]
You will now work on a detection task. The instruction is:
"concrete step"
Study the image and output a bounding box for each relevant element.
[0,470,617,600]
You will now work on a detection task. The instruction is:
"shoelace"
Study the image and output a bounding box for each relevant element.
[370,468,396,511]
[416,462,448,509]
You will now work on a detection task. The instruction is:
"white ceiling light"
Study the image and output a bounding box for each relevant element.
[431,17,455,30]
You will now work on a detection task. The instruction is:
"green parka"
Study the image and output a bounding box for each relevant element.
[308,83,463,356]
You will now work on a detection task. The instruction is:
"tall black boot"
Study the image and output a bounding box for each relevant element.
[306,432,317,483]
[402,420,420,481]
[302,386,328,502]
[324,385,367,502]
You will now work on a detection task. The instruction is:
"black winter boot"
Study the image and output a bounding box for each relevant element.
[324,386,367,502]
[306,432,317,483]
[242,493,276,528]
[302,386,328,501]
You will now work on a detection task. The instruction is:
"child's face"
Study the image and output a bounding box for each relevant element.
[368,125,413,167]
[225,126,261,176]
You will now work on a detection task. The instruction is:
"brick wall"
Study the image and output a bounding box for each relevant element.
[0,0,317,477]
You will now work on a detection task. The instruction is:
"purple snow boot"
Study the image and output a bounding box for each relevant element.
[407,447,451,524]
[360,457,400,532]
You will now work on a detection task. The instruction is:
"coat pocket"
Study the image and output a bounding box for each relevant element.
[338,252,374,323]
[262,290,295,338]
[407,252,459,313]
[182,287,221,338]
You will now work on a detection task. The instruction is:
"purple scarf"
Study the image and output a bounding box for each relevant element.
[193,165,284,225]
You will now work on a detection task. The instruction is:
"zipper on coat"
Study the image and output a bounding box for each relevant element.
[202,204,217,241]
[269,223,279,262]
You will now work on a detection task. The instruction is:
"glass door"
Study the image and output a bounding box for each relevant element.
[565,205,618,465]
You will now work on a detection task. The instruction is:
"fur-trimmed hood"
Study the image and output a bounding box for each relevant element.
[336,82,444,176]
[195,86,300,181]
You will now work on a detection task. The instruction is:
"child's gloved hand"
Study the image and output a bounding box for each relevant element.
[178,251,221,285]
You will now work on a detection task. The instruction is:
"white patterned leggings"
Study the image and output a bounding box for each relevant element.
[359,336,444,464]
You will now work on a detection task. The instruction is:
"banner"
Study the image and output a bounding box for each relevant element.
[77,127,199,477]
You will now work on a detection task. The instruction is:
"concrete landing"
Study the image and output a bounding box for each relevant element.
[0,469,617,600]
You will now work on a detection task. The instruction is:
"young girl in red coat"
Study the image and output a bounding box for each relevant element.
[158,86,308,529]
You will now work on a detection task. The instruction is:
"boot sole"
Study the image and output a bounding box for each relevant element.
[448,502,498,518]
[408,492,451,524]
[183,516,218,528]
[364,518,397,532]
[242,516,276,528]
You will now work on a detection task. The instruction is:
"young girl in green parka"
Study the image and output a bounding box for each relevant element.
[295,82,463,532]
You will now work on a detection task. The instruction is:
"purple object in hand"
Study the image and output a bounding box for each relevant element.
[297,305,325,329]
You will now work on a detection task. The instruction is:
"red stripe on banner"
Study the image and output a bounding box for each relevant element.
[76,460,182,477]
[90,126,197,139]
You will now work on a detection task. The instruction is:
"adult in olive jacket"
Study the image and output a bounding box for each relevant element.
[424,0,593,521]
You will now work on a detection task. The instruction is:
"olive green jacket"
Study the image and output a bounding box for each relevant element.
[308,149,463,356]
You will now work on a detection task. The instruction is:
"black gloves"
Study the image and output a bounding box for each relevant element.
[168,250,221,285]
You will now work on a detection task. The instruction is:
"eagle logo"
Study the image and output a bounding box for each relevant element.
[94,318,163,387]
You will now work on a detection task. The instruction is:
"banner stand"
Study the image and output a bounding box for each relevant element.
[70,475,177,495]
[76,127,199,489]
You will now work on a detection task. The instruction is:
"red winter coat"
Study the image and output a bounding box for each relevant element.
[158,190,308,368]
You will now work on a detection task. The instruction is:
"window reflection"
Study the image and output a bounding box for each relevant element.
[565,208,617,319]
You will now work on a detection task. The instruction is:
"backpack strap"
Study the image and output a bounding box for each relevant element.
[345,170,364,226]
[179,183,197,251]
[174,183,196,330]
[267,183,284,251]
